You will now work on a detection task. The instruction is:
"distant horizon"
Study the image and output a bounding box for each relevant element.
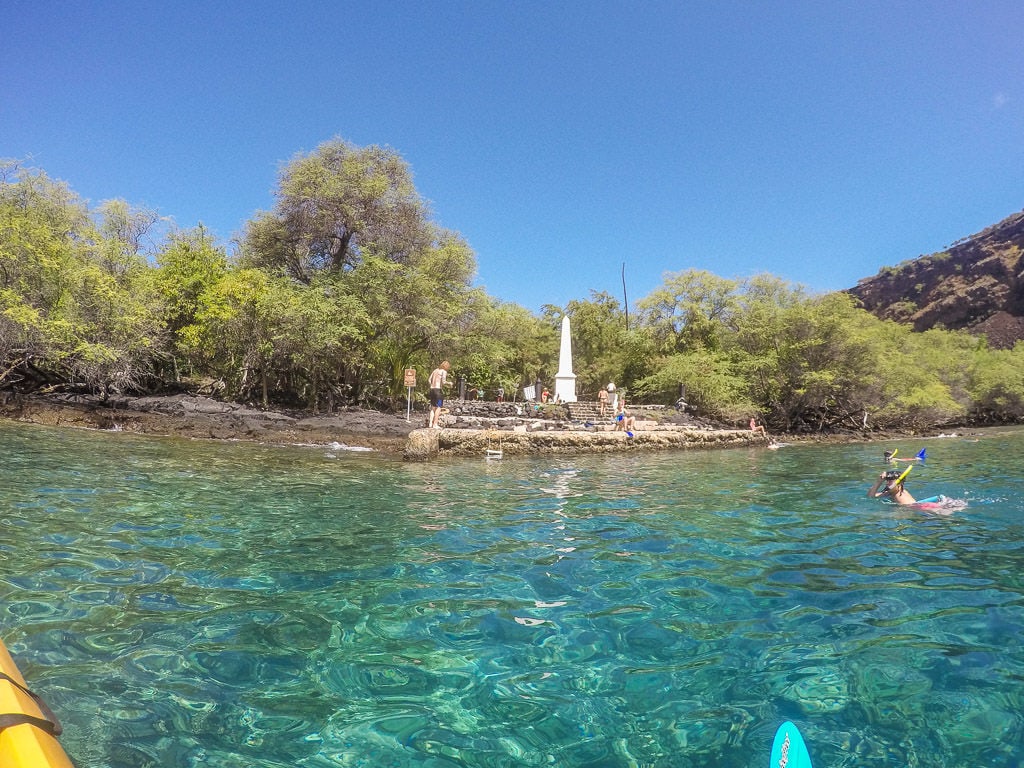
[4,1,1022,311]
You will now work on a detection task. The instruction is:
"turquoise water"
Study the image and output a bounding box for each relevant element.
[2,422,1023,767]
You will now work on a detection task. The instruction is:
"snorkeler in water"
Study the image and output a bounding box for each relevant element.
[884,448,926,464]
[868,468,917,505]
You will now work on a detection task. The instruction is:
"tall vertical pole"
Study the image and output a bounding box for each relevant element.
[621,262,630,331]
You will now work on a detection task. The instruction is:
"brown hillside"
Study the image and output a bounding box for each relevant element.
[847,210,1024,349]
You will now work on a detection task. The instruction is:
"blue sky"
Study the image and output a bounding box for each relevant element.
[3,1,1022,312]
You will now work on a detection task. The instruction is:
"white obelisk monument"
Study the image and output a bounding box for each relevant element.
[553,315,577,403]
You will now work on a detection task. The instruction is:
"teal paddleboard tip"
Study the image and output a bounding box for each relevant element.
[770,721,813,768]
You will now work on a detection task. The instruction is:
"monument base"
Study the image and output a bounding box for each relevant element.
[554,375,577,403]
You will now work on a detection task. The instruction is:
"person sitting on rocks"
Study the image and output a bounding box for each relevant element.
[614,395,635,434]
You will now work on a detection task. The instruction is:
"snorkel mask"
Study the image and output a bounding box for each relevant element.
[882,465,913,495]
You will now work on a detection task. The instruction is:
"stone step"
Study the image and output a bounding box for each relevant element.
[566,401,615,422]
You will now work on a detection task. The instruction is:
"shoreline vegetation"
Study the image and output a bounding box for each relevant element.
[4,152,1024,441]
[0,392,969,460]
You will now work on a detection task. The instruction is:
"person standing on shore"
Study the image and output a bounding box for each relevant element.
[427,361,451,429]
[597,386,609,416]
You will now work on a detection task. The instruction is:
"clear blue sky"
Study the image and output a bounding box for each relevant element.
[3,1,1022,312]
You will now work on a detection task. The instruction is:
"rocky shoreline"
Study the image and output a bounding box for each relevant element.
[0,392,886,459]
[0,392,417,454]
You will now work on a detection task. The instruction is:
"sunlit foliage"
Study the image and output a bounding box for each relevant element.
[2,150,1024,432]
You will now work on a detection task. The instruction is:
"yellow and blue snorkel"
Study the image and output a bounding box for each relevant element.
[877,464,913,496]
[885,447,927,462]
[893,464,913,486]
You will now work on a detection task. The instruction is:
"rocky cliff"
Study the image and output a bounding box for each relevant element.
[847,210,1024,348]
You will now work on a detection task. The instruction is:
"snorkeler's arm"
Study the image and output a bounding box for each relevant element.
[868,473,886,497]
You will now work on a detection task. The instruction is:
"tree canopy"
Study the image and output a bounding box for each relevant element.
[240,138,429,282]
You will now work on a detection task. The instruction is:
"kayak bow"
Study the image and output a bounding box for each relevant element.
[0,639,74,768]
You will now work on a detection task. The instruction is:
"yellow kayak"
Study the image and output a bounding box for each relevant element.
[0,639,74,768]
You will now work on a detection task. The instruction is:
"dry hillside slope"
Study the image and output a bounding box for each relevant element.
[847,210,1024,349]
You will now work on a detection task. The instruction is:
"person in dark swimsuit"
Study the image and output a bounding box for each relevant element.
[427,361,450,428]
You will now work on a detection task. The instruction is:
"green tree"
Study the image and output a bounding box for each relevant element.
[153,226,229,377]
[635,348,752,419]
[238,138,483,408]
[58,259,166,395]
[348,228,477,406]
[261,276,368,411]
[968,344,1024,420]
[241,137,428,283]
[95,198,159,276]
[637,269,740,354]
[179,268,278,402]
[0,162,164,394]
[739,291,882,431]
[0,166,80,384]
[448,296,553,401]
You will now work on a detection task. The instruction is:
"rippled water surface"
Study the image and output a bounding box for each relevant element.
[2,422,1024,767]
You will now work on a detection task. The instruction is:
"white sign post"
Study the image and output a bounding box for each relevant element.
[404,368,416,422]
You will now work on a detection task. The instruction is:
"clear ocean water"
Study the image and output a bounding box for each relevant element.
[2,421,1023,767]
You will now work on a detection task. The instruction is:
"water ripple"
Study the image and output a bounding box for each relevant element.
[2,423,1024,766]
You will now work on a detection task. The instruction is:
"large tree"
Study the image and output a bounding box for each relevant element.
[637,269,740,354]
[241,138,429,283]
[238,139,483,407]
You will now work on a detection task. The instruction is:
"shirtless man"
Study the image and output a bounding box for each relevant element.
[427,361,451,429]
[868,469,916,505]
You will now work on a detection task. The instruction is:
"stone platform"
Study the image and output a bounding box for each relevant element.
[403,424,766,460]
